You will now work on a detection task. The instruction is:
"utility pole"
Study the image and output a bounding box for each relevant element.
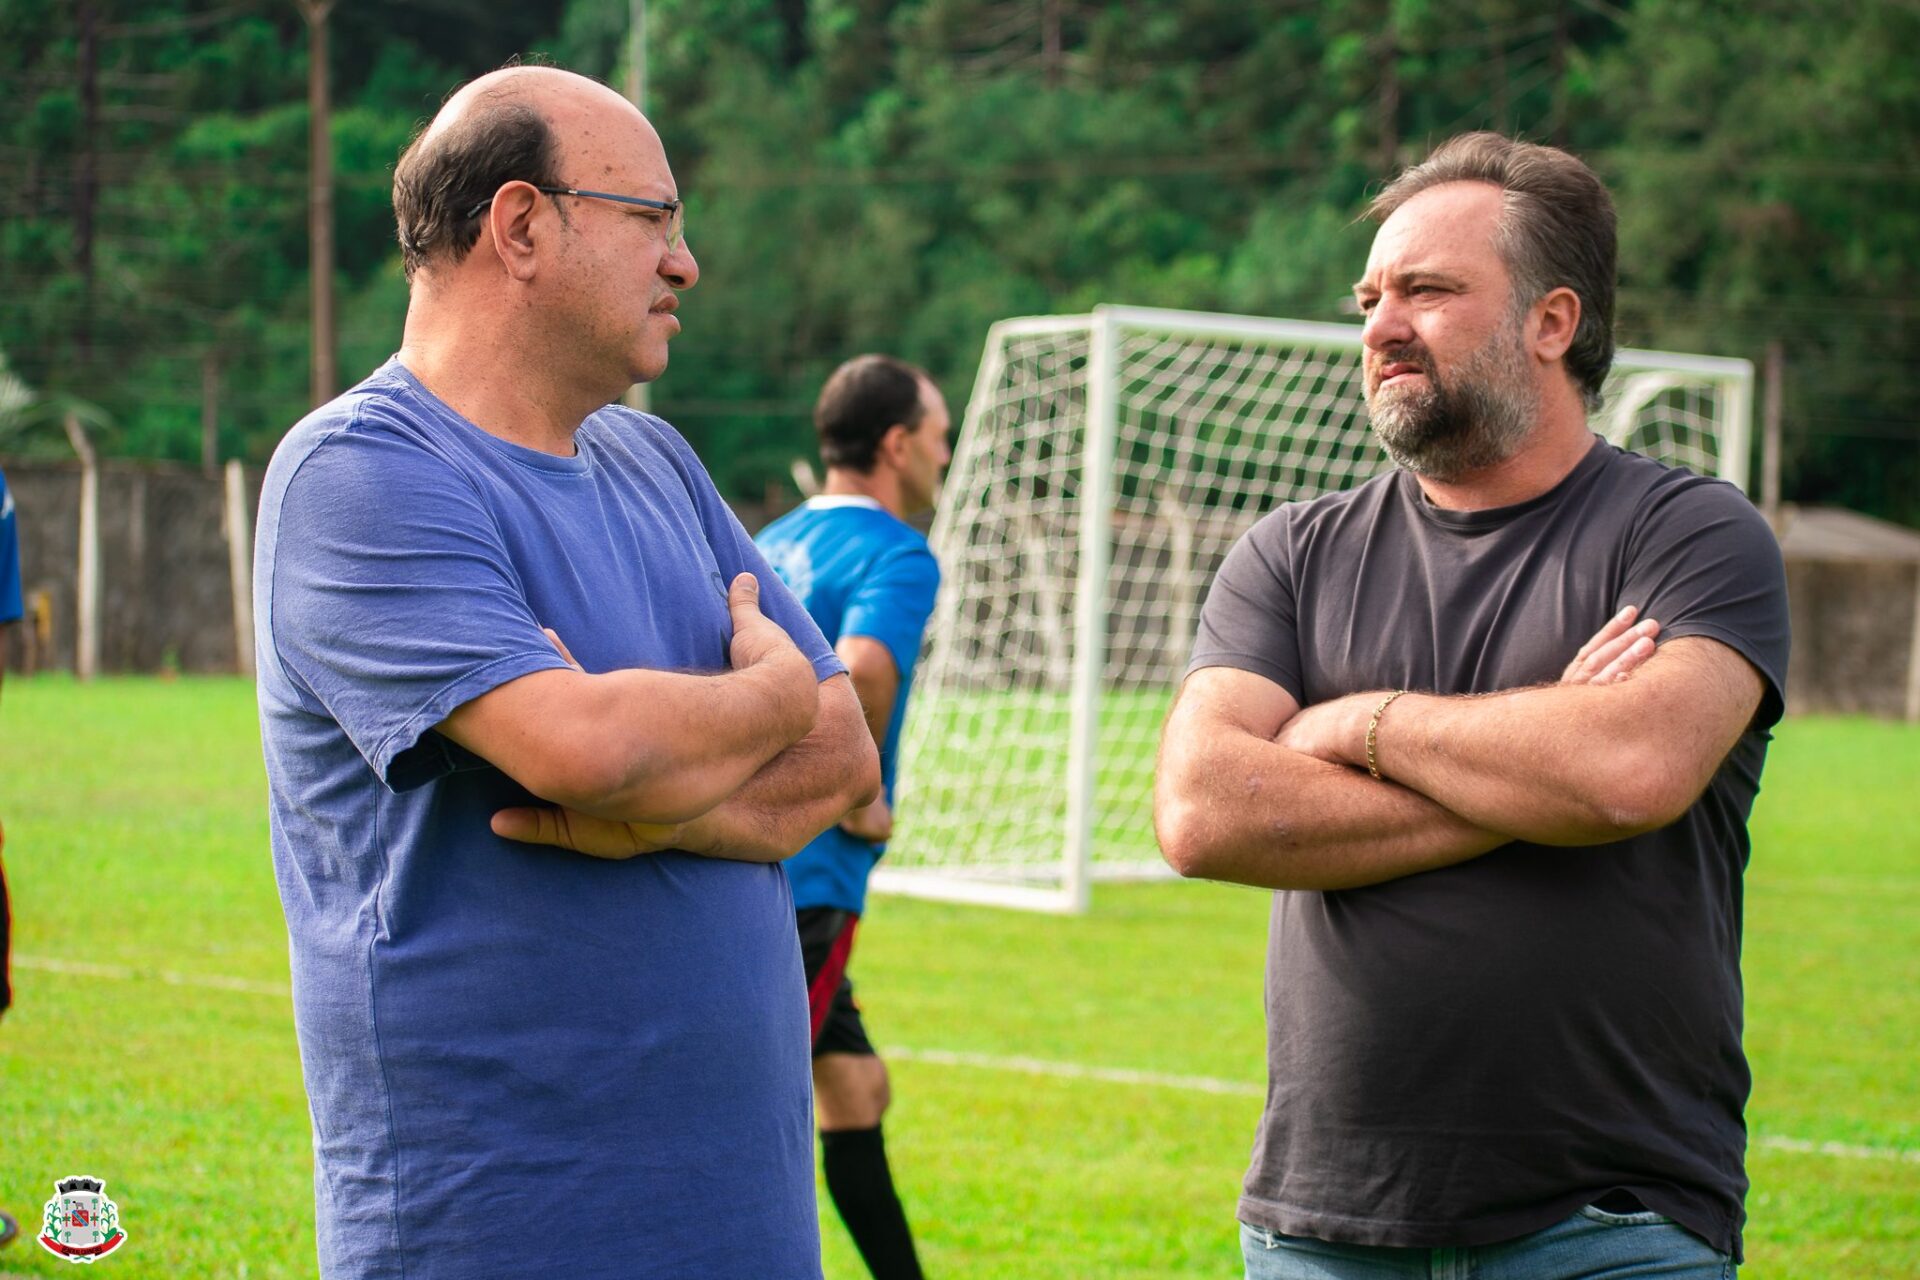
[1491,28,1509,134]
[202,350,221,476]
[1042,0,1063,88]
[625,0,647,108]
[296,0,338,406]
[77,0,99,371]
[623,0,652,417]
[1549,0,1570,146]
[1761,340,1784,527]
[1377,11,1399,174]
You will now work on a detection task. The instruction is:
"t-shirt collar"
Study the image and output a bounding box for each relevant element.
[1405,433,1610,532]
[805,494,885,511]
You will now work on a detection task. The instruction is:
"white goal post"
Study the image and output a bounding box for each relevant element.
[874,304,1754,913]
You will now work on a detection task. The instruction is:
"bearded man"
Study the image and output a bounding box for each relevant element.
[1155,133,1788,1280]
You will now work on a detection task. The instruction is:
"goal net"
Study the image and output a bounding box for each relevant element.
[876,305,1754,913]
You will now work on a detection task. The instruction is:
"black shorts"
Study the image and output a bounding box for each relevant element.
[796,907,874,1059]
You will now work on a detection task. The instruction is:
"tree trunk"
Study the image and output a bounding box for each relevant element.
[1549,0,1570,146]
[1762,340,1784,525]
[1042,0,1063,88]
[202,350,221,476]
[1377,19,1399,173]
[623,0,652,416]
[76,0,99,370]
[301,0,338,406]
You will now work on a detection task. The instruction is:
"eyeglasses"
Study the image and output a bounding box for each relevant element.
[464,185,686,252]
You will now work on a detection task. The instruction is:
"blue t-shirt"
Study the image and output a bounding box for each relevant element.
[756,497,939,914]
[254,360,842,1280]
[0,464,22,624]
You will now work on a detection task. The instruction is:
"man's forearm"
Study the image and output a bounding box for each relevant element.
[676,676,880,862]
[1365,688,1679,844]
[1316,641,1761,845]
[482,677,877,864]
[675,733,866,862]
[1155,725,1506,890]
[570,659,821,823]
[442,651,820,826]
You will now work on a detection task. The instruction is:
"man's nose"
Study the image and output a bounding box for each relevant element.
[1362,294,1411,350]
[662,240,699,290]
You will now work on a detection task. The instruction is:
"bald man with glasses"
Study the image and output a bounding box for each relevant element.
[254,66,877,1280]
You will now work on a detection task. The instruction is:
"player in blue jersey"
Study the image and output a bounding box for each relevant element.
[0,461,20,1019]
[757,355,951,1280]
[0,462,19,1250]
[0,463,19,691]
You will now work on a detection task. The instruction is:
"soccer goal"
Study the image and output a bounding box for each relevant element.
[874,304,1754,913]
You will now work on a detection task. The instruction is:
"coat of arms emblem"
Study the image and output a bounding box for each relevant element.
[39,1176,126,1263]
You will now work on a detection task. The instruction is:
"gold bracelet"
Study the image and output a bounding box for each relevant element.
[1365,690,1409,781]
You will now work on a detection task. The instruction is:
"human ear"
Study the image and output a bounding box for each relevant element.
[880,423,912,466]
[486,181,545,283]
[1532,286,1581,363]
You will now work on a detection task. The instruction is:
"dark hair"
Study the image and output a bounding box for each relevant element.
[392,94,568,282]
[1368,132,1617,410]
[814,355,929,472]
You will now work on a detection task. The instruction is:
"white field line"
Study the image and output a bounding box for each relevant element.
[893,1055,1920,1167]
[14,953,292,998]
[18,955,1917,1168]
[892,1046,1265,1098]
[1750,877,1920,897]
[1752,1135,1920,1165]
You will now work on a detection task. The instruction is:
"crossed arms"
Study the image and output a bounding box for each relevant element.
[438,573,881,863]
[1154,608,1767,891]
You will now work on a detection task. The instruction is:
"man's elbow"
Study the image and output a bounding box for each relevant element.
[810,701,882,816]
[1580,751,1703,841]
[815,677,882,810]
[1153,735,1236,878]
[843,733,882,811]
[1154,790,1217,880]
[509,702,739,822]
[508,741,617,813]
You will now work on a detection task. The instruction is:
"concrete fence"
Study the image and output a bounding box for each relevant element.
[4,456,259,676]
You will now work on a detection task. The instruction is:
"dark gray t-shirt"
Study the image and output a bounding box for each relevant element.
[1188,438,1789,1258]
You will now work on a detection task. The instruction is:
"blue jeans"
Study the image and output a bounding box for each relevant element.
[1241,1206,1735,1279]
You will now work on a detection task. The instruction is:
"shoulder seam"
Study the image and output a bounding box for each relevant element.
[262,410,364,703]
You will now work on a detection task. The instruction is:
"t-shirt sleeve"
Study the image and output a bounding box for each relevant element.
[266,428,573,791]
[1620,475,1791,729]
[658,424,846,685]
[0,473,22,624]
[1185,511,1305,705]
[841,545,940,682]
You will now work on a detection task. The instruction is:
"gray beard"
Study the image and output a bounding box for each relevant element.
[1365,321,1540,482]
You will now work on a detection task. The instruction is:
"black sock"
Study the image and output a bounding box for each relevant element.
[820,1125,924,1280]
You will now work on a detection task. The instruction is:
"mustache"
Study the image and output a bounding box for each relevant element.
[1374,343,1436,375]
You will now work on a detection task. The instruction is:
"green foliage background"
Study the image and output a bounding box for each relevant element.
[2,0,1915,521]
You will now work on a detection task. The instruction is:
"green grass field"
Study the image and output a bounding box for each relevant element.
[0,676,1915,1278]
